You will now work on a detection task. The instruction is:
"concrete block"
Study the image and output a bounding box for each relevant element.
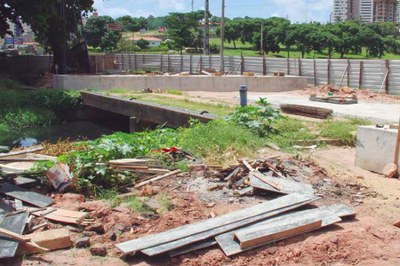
[355,126,399,174]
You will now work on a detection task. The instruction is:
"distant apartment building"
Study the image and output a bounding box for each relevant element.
[331,0,398,23]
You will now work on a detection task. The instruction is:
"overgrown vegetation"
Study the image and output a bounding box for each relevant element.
[226,98,281,136]
[318,117,371,146]
[0,79,81,145]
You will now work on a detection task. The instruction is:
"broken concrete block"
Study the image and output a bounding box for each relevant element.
[382,163,398,178]
[74,237,90,248]
[90,244,107,256]
[85,223,105,234]
[144,198,161,211]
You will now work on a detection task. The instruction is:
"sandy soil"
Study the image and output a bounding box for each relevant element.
[2,146,399,266]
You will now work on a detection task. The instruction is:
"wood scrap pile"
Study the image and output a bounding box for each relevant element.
[0,182,88,258]
[203,157,315,197]
[116,193,356,258]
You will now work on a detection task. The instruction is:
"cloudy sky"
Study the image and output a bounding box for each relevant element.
[93,0,333,22]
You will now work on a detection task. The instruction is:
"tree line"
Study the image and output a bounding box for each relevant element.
[221,17,400,58]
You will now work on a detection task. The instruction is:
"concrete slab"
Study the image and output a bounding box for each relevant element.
[355,126,399,174]
[53,74,308,93]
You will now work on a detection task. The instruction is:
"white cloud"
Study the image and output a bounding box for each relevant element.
[271,0,332,22]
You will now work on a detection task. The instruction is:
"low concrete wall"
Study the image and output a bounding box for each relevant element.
[355,126,399,174]
[53,74,308,92]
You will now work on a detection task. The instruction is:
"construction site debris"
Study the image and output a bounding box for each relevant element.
[280,104,333,119]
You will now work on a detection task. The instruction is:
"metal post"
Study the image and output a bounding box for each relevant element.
[167,54,171,73]
[287,58,290,75]
[359,61,363,89]
[240,85,248,107]
[200,56,203,73]
[385,60,390,94]
[313,59,317,86]
[204,0,210,55]
[220,0,225,71]
[160,54,163,72]
[189,55,193,74]
[347,59,350,87]
[260,22,264,55]
[241,52,245,75]
[262,55,266,76]
[327,58,331,84]
[298,58,302,76]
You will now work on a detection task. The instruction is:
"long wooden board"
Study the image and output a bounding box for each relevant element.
[215,204,352,256]
[0,183,54,208]
[0,212,29,258]
[116,193,317,255]
[140,197,319,256]
[168,239,218,257]
[250,174,314,195]
[236,218,322,249]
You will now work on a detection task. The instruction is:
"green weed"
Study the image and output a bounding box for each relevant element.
[157,194,172,213]
[166,89,183,95]
[123,196,149,213]
[268,117,316,151]
[96,189,120,208]
[318,117,371,145]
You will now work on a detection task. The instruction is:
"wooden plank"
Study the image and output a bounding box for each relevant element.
[134,170,181,188]
[0,212,29,258]
[31,208,89,225]
[168,239,217,257]
[16,228,71,255]
[250,175,314,195]
[250,171,281,191]
[236,218,322,249]
[116,193,318,255]
[215,205,347,256]
[0,183,54,208]
[0,227,31,242]
[139,196,319,256]
[0,146,44,158]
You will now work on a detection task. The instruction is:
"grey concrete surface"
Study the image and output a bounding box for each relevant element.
[248,94,400,123]
[355,126,399,174]
[53,74,308,92]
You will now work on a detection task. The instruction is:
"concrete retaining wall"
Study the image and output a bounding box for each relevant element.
[53,74,308,92]
[355,126,399,174]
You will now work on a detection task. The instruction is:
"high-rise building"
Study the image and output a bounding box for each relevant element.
[331,0,398,23]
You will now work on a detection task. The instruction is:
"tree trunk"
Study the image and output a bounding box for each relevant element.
[233,40,237,49]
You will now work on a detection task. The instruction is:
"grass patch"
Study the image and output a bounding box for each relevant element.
[178,119,264,165]
[0,80,81,144]
[166,89,183,96]
[268,117,316,151]
[96,189,120,208]
[319,117,371,145]
[123,196,149,213]
[157,194,172,213]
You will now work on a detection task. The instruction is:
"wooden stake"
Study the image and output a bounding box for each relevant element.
[394,117,400,165]
[135,170,181,188]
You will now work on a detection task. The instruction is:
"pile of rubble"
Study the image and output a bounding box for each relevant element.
[0,145,357,262]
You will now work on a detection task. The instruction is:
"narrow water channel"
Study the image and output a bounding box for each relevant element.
[0,120,125,148]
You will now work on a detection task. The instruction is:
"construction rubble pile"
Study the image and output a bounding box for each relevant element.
[0,145,357,261]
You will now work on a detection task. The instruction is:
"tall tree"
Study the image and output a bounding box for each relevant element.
[0,0,94,72]
[84,16,121,51]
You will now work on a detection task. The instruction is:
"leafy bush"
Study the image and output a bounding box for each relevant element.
[1,108,57,129]
[136,38,150,49]
[226,98,281,136]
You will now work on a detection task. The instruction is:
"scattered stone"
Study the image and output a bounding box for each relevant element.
[85,223,105,234]
[90,244,107,256]
[74,237,90,248]
[330,235,338,244]
[208,184,223,191]
[206,202,216,208]
[382,163,398,178]
[82,231,97,237]
[393,220,400,228]
[267,247,278,255]
[66,225,83,233]
[110,233,117,241]
[140,185,161,197]
[143,198,161,211]
[80,200,109,212]
[113,206,130,213]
